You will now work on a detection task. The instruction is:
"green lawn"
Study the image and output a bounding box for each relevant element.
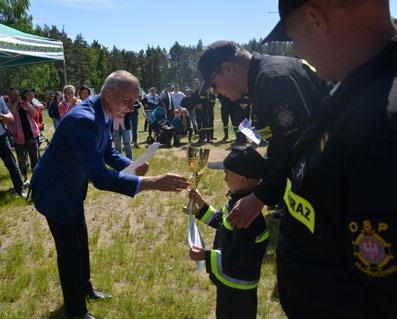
[0,104,287,319]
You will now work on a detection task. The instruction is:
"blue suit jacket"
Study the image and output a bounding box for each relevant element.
[31,95,139,224]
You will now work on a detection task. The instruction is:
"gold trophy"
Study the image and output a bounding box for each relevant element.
[186,146,210,271]
[187,146,210,194]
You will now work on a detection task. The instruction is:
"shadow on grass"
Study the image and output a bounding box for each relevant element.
[212,139,229,146]
[0,188,23,206]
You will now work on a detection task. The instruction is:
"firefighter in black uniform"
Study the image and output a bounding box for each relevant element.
[229,1,397,318]
[188,147,269,319]
[198,40,330,210]
[192,81,211,143]
[207,89,217,140]
[218,94,234,141]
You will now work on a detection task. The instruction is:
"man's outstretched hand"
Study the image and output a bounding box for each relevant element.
[140,173,189,192]
[228,193,264,229]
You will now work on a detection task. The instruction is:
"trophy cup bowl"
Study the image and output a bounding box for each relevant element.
[187,146,210,190]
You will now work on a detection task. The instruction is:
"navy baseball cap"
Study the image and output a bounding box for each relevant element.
[263,0,309,43]
[197,40,239,87]
[208,146,265,179]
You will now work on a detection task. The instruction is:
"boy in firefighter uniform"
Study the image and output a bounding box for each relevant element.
[188,147,269,319]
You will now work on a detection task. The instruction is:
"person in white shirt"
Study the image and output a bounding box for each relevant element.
[170,83,185,110]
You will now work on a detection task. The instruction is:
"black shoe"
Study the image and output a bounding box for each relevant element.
[87,289,112,300]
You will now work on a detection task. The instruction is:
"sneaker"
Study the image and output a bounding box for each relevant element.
[23,180,30,187]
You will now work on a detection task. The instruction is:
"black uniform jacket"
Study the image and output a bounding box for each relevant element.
[278,36,397,319]
[196,192,269,290]
[247,53,331,207]
[191,88,209,111]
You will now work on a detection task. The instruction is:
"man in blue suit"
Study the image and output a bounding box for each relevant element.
[31,71,189,319]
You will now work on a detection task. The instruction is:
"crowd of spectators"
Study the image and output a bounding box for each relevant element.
[0,80,251,196]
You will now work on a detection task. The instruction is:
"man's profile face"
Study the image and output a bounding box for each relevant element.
[210,66,245,102]
[285,5,332,80]
[106,88,138,118]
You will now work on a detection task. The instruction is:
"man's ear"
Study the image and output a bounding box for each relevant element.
[305,4,330,39]
[103,89,113,102]
[221,61,236,77]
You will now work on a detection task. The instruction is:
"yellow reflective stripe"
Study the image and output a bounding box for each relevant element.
[200,205,217,224]
[283,178,315,234]
[221,206,233,230]
[257,126,272,140]
[255,229,270,244]
[222,214,233,231]
[210,250,258,290]
[301,59,316,72]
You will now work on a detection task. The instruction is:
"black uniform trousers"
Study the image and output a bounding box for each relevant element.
[46,208,93,317]
[207,106,215,139]
[233,107,250,143]
[221,105,233,139]
[216,285,257,319]
[196,108,210,141]
[0,133,23,193]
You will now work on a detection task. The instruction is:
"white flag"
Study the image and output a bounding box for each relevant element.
[238,118,263,145]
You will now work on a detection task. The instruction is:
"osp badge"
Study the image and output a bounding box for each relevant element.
[349,220,396,277]
[276,105,294,127]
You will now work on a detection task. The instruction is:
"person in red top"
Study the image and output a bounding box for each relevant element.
[6,88,40,184]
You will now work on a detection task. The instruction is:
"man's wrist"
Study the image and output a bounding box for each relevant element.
[135,177,142,194]
[139,176,158,192]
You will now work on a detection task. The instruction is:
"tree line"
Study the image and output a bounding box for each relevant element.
[5,1,394,98]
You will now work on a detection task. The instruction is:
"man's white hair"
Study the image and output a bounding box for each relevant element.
[101,70,140,94]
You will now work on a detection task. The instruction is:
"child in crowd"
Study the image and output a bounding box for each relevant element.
[188,147,269,319]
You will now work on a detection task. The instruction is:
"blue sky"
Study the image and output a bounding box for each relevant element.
[30,0,397,52]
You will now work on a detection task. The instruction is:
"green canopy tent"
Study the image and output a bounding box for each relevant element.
[0,23,66,83]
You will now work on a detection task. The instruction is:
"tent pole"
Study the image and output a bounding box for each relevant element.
[63,58,67,86]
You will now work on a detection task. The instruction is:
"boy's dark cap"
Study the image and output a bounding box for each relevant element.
[263,0,309,43]
[208,146,264,179]
[197,40,238,87]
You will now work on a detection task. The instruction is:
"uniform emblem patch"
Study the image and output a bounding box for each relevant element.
[350,220,396,277]
[276,105,294,127]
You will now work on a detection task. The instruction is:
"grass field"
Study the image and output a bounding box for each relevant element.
[0,104,287,319]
